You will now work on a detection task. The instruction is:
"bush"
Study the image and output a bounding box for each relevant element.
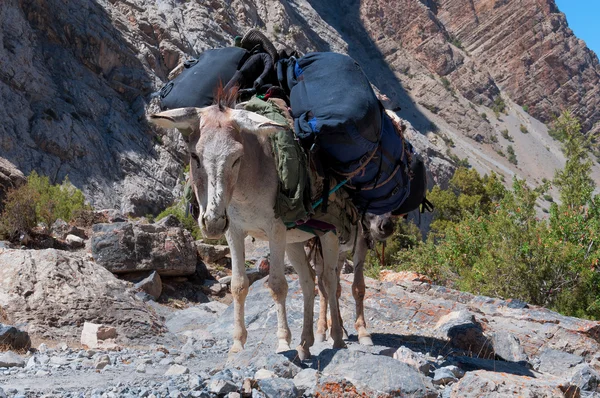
[501,129,513,142]
[507,145,518,165]
[520,124,529,134]
[156,200,202,241]
[382,111,600,320]
[492,96,507,117]
[480,112,489,122]
[0,171,89,240]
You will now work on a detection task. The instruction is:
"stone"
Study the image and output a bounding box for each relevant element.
[432,367,458,385]
[155,215,181,228]
[38,343,49,353]
[393,346,431,374]
[195,242,230,264]
[227,393,241,398]
[0,388,5,398]
[208,378,238,396]
[380,270,432,284]
[449,370,578,397]
[490,332,528,363]
[254,369,276,380]
[80,322,118,350]
[292,368,318,396]
[91,222,197,275]
[0,324,31,350]
[165,302,227,335]
[242,378,253,397]
[316,348,436,397]
[134,271,162,300]
[65,234,85,248]
[0,351,25,368]
[94,355,111,370]
[0,249,164,341]
[571,363,600,392]
[256,378,298,398]
[51,219,70,239]
[538,349,585,376]
[434,310,494,359]
[136,364,146,373]
[165,364,189,376]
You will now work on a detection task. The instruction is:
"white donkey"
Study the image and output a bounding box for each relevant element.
[314,213,396,346]
[149,101,344,360]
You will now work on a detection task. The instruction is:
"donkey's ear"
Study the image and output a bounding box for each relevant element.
[230,109,288,136]
[148,108,201,137]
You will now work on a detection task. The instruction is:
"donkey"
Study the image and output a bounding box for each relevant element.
[149,101,344,360]
[314,213,396,346]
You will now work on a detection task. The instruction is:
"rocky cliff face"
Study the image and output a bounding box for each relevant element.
[0,0,598,213]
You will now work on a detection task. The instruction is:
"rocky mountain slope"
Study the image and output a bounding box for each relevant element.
[1,0,599,214]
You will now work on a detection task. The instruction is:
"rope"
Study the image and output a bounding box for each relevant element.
[284,178,348,229]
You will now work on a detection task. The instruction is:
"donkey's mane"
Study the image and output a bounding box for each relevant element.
[214,83,239,112]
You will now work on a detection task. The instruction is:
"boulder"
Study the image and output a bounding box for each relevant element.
[80,322,118,350]
[134,271,162,300]
[65,234,85,248]
[0,249,165,342]
[538,348,585,376]
[380,270,432,284]
[0,324,31,350]
[449,370,578,397]
[257,378,298,398]
[393,346,432,374]
[490,331,528,363]
[0,158,25,212]
[0,351,25,368]
[316,348,437,397]
[433,310,494,358]
[91,222,196,275]
[195,242,230,264]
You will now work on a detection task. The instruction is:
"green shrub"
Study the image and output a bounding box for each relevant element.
[501,129,513,142]
[520,124,529,134]
[156,200,202,241]
[0,171,89,240]
[507,145,518,165]
[481,112,489,122]
[381,111,600,320]
[492,96,507,117]
[490,134,499,143]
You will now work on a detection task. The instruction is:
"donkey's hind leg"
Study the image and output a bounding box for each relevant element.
[353,236,373,346]
[314,251,328,343]
[286,242,316,360]
[320,232,345,349]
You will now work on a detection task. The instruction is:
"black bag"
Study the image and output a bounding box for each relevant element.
[159,47,250,110]
[391,154,434,215]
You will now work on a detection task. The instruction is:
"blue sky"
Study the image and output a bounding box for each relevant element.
[554,0,600,58]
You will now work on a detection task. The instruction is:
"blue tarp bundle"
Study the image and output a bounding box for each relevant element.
[286,52,411,215]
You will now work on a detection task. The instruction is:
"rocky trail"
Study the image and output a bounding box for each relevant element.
[1,213,600,397]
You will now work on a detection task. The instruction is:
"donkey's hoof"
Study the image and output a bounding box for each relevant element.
[332,340,347,349]
[229,341,244,355]
[358,335,374,346]
[296,345,312,361]
[342,327,349,340]
[276,341,291,353]
[315,333,326,343]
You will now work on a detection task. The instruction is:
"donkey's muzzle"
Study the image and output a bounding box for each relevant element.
[201,212,229,239]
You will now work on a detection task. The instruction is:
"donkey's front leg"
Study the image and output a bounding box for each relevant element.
[269,223,292,352]
[225,225,249,354]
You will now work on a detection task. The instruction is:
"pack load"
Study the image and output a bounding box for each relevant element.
[280,52,412,215]
[159,30,278,110]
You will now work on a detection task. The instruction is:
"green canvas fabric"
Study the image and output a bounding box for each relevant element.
[243,96,358,241]
[243,96,313,224]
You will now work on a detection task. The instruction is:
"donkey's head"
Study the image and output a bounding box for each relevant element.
[149,104,285,239]
[364,212,396,242]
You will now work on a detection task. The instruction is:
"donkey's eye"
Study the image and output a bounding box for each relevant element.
[190,153,201,167]
[232,157,241,169]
